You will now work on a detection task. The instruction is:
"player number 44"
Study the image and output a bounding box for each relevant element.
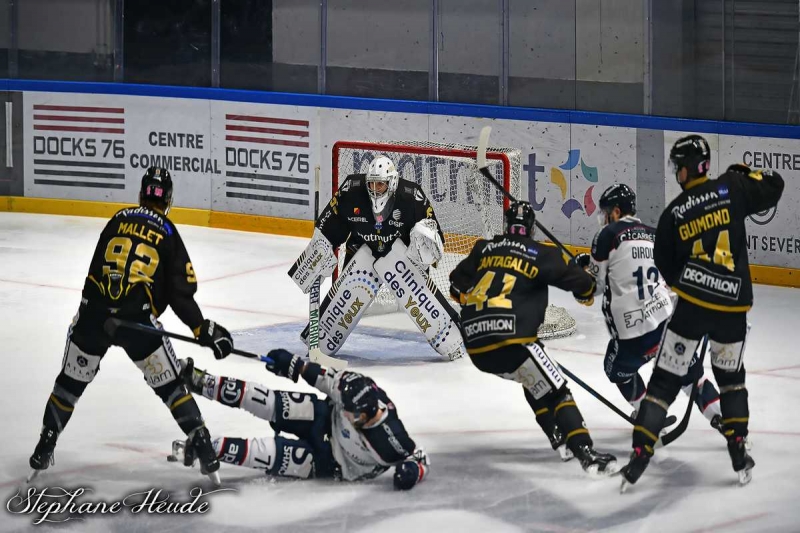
[691,230,735,272]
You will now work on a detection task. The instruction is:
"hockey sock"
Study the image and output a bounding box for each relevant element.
[713,366,749,438]
[632,397,667,452]
[552,391,592,452]
[157,382,206,436]
[524,388,556,432]
[616,373,646,412]
[681,377,722,422]
[42,377,88,433]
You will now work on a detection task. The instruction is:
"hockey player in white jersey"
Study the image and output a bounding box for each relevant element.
[288,155,466,361]
[576,184,724,430]
[171,351,429,489]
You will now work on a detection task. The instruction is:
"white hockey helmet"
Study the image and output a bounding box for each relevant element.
[365,156,399,216]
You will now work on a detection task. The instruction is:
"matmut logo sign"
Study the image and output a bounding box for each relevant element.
[31,104,126,191]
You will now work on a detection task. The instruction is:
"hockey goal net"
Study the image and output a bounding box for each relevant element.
[331,140,576,339]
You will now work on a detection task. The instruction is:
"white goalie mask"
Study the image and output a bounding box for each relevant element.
[365,156,399,218]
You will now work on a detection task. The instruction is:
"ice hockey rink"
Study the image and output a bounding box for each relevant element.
[1,212,799,533]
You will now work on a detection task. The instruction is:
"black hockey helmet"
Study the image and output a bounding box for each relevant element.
[599,184,636,217]
[340,374,380,427]
[505,201,536,236]
[139,167,174,214]
[669,135,711,183]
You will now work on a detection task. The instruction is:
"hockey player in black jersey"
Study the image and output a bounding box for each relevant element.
[621,135,784,489]
[289,155,466,361]
[27,167,234,484]
[173,350,429,489]
[577,184,723,431]
[449,201,618,476]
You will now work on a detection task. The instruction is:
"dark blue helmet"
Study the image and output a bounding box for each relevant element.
[340,374,379,426]
[599,184,636,216]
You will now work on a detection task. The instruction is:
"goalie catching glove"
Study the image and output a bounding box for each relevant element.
[288,228,338,294]
[407,218,444,267]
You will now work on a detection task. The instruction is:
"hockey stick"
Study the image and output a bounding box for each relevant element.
[103,318,273,364]
[477,126,575,260]
[558,364,635,424]
[660,335,709,446]
[307,166,348,371]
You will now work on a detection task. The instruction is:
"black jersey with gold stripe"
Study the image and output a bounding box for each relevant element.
[655,165,783,312]
[450,234,594,355]
[83,206,203,330]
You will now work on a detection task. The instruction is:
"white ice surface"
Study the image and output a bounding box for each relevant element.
[1,212,799,533]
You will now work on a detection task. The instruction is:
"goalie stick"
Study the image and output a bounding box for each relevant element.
[307,166,348,371]
[475,126,685,434]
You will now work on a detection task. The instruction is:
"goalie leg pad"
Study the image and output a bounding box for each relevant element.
[316,245,381,355]
[374,240,466,360]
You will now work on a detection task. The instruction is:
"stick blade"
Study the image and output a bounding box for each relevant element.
[309,348,348,371]
[477,126,492,169]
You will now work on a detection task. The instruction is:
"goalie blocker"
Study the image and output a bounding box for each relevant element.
[305,240,465,361]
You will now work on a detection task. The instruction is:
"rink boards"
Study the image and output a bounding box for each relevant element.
[0,80,798,286]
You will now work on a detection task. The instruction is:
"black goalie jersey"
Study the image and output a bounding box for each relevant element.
[317,174,444,259]
[656,165,783,312]
[450,235,595,354]
[83,206,203,330]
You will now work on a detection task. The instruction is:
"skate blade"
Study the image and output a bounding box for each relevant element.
[26,469,41,484]
[584,461,621,479]
[207,471,221,487]
[620,478,631,494]
[557,446,574,462]
[737,468,753,486]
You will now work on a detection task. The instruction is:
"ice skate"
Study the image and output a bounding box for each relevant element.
[27,428,58,483]
[727,436,755,486]
[620,446,652,493]
[179,357,209,395]
[574,445,618,477]
[173,427,221,486]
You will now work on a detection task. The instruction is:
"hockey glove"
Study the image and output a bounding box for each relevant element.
[574,252,591,269]
[196,319,233,359]
[265,349,305,383]
[393,448,429,491]
[574,291,595,307]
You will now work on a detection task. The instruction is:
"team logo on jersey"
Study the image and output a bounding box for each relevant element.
[354,207,360,215]
[393,209,401,220]
[414,189,424,202]
[623,309,645,329]
[340,180,352,193]
[527,247,538,256]
[341,428,350,439]
[718,185,729,197]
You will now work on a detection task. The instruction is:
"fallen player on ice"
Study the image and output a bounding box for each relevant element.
[169,350,429,490]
